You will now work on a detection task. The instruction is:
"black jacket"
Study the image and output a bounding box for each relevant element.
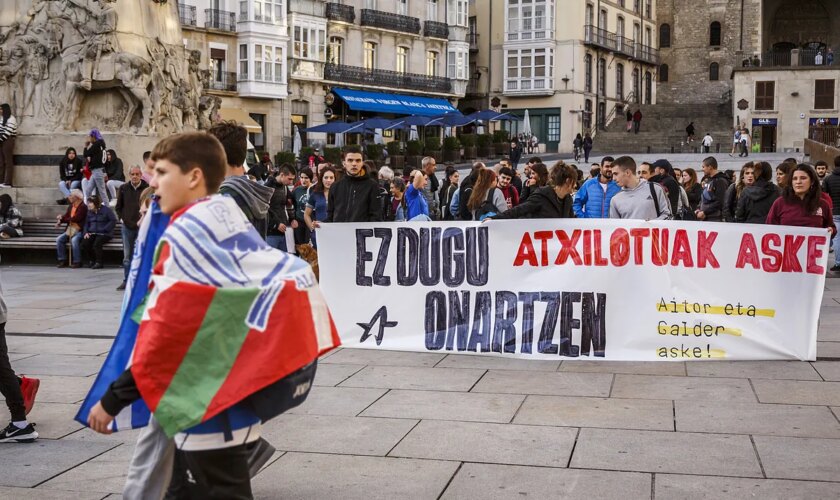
[59,157,83,182]
[493,186,574,219]
[439,183,458,220]
[457,173,477,220]
[685,183,702,211]
[265,177,295,235]
[650,173,680,215]
[723,183,738,222]
[734,180,779,224]
[84,140,107,170]
[105,152,125,181]
[326,171,383,223]
[115,180,149,230]
[823,169,840,216]
[700,171,730,221]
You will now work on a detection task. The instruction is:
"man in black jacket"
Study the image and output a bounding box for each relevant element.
[823,155,840,271]
[696,156,730,222]
[650,159,681,216]
[265,165,297,252]
[114,166,148,290]
[325,145,382,223]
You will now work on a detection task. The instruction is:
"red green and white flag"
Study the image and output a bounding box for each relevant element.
[130,195,339,437]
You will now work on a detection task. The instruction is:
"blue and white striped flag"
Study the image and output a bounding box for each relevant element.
[75,201,170,431]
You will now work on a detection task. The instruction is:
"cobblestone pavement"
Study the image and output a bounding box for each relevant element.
[2,265,840,499]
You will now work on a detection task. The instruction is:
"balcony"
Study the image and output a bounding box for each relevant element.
[747,48,834,68]
[424,21,448,39]
[205,71,238,92]
[583,25,659,65]
[467,32,479,51]
[178,4,196,27]
[289,0,326,17]
[324,63,452,94]
[360,9,421,35]
[326,3,355,23]
[205,9,236,32]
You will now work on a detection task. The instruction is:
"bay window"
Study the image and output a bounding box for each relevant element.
[504,47,553,91]
[506,0,553,41]
[294,23,327,61]
[447,0,468,26]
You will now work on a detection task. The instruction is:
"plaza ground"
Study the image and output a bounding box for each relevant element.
[2,264,840,499]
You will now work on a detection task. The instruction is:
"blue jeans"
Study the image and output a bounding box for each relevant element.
[266,234,288,252]
[58,180,81,198]
[121,225,139,280]
[85,169,108,202]
[834,215,840,266]
[56,232,83,263]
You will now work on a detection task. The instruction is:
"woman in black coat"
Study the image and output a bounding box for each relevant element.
[490,162,576,219]
[735,161,780,224]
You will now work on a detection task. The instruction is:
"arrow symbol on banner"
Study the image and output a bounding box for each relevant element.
[358,306,398,346]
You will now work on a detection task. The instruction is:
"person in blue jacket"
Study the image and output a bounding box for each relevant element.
[573,156,621,218]
[81,194,117,268]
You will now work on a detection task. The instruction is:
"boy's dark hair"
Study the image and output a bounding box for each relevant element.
[784,157,798,164]
[590,167,601,178]
[299,167,314,180]
[550,162,577,188]
[88,194,103,209]
[601,156,614,166]
[206,121,247,167]
[498,166,514,177]
[151,132,227,193]
[279,164,294,176]
[142,151,151,162]
[342,145,364,159]
[612,156,637,173]
[815,160,828,168]
[702,156,718,170]
[528,157,542,165]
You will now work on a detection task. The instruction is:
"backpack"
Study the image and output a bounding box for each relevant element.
[675,185,696,221]
[475,188,499,221]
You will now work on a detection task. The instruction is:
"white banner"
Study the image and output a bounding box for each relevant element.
[317,220,829,361]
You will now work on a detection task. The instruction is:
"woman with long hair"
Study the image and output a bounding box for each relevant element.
[520,162,549,201]
[304,165,336,248]
[490,162,577,219]
[767,164,834,232]
[57,147,84,205]
[467,168,507,220]
[105,149,126,201]
[439,166,460,220]
[723,162,754,221]
[776,162,795,190]
[735,161,779,224]
[680,167,703,211]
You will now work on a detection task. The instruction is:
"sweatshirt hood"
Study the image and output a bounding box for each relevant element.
[622,179,650,192]
[744,179,778,201]
[220,176,274,218]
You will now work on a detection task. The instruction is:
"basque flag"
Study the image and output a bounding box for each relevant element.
[75,202,170,431]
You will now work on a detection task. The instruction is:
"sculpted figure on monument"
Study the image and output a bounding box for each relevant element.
[75,0,120,91]
[22,43,50,116]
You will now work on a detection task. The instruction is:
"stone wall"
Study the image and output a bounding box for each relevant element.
[805,139,840,165]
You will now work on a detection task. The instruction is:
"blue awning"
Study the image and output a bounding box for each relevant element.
[333,88,457,116]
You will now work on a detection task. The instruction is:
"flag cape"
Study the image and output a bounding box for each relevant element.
[131,195,339,437]
[75,202,170,431]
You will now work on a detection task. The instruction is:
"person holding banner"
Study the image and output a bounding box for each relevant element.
[609,156,672,220]
[766,164,835,234]
[487,161,576,220]
[326,146,383,223]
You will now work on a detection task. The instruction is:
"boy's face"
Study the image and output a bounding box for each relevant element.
[280,172,294,186]
[498,174,511,188]
[150,159,204,215]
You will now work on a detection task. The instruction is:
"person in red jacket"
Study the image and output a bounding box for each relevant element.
[766,164,835,234]
[55,189,88,268]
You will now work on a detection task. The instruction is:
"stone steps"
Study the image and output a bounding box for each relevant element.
[14,165,60,188]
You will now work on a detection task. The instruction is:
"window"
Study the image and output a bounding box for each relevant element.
[659,24,671,48]
[815,79,835,109]
[632,67,640,102]
[597,57,606,95]
[448,48,467,79]
[504,47,553,91]
[210,48,226,82]
[364,41,377,70]
[584,99,592,130]
[710,21,721,46]
[755,81,775,110]
[644,71,652,104]
[633,0,640,13]
[506,0,552,41]
[645,27,651,47]
[598,102,606,128]
[427,0,437,21]
[584,53,592,92]
[599,9,607,29]
[448,0,468,26]
[397,46,409,73]
[239,44,248,79]
[585,3,593,26]
[294,24,327,60]
[249,0,283,23]
[249,113,265,148]
[547,115,560,142]
[659,64,668,82]
[329,36,343,64]
[397,0,408,16]
[616,63,624,99]
[426,51,438,76]
[250,44,284,82]
[645,0,651,18]
[365,0,376,9]
[709,62,719,81]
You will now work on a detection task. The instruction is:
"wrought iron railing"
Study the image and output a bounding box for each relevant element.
[325,3,355,23]
[425,21,449,39]
[467,31,479,51]
[324,63,452,93]
[809,125,840,147]
[205,71,238,92]
[179,4,196,26]
[584,25,659,65]
[205,9,236,32]
[360,9,421,35]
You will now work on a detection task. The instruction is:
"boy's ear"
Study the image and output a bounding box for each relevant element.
[189,167,204,190]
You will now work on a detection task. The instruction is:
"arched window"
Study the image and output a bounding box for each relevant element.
[709,21,721,46]
[584,54,593,92]
[659,64,669,82]
[659,23,671,48]
[616,63,624,99]
[709,62,719,81]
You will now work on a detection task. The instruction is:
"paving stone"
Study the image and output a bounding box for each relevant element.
[611,374,756,401]
[7,308,78,320]
[260,414,417,456]
[1,375,95,404]
[27,402,85,439]
[312,363,364,386]
[685,361,821,380]
[471,370,613,397]
[41,323,119,337]
[60,426,143,444]
[39,443,133,494]
[436,354,561,371]
[339,365,486,392]
[9,352,36,362]
[12,354,104,377]
[817,325,840,342]
[675,401,840,438]
[753,379,840,405]
[4,319,67,334]
[655,474,840,499]
[391,419,577,467]
[251,452,459,500]
[817,341,840,359]
[285,386,387,417]
[812,361,840,381]
[753,435,840,481]
[514,395,674,431]
[9,336,114,356]
[559,360,686,376]
[441,463,652,500]
[322,348,445,367]
[570,428,762,477]
[361,389,524,423]
[0,487,105,500]
[0,439,118,488]
[49,311,121,324]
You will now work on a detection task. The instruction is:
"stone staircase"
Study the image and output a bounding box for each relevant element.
[1,163,65,220]
[592,102,734,154]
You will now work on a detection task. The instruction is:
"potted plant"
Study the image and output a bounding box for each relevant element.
[442,136,461,163]
[492,130,509,156]
[387,141,404,171]
[406,140,423,171]
[424,136,442,163]
[323,146,342,166]
[476,133,493,158]
[460,134,477,160]
[365,144,384,166]
[275,151,296,167]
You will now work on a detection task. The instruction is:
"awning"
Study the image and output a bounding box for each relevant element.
[333,88,457,117]
[218,108,263,134]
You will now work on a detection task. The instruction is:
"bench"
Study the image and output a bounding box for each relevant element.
[0,220,124,252]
